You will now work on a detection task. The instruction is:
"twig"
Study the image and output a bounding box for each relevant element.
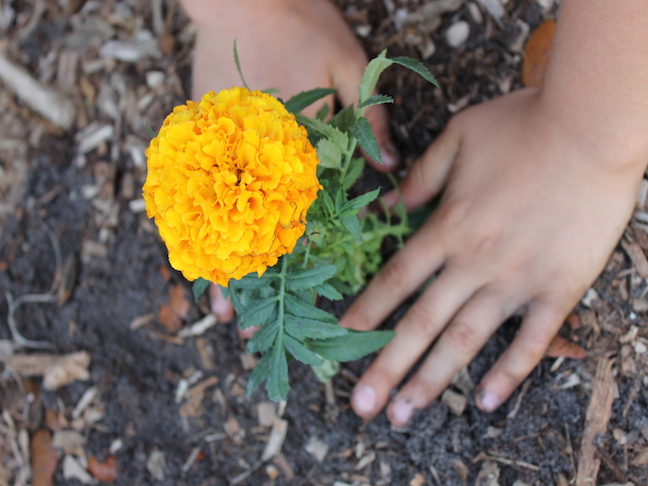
[507,378,531,419]
[5,292,55,349]
[0,53,76,130]
[576,357,615,486]
[475,452,540,471]
[230,460,263,485]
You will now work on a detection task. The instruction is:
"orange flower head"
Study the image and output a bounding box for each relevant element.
[143,87,321,286]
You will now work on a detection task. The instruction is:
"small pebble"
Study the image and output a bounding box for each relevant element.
[446,21,470,48]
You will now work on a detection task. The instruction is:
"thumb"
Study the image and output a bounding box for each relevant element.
[384,119,462,211]
[334,63,399,172]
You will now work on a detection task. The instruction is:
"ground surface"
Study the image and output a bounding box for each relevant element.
[1,1,647,485]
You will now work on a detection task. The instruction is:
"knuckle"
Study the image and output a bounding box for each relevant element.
[404,304,436,337]
[443,320,481,356]
[436,199,470,234]
[376,257,409,291]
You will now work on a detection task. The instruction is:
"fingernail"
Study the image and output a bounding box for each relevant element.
[380,144,398,169]
[477,389,501,413]
[381,190,399,208]
[391,398,413,425]
[353,385,377,414]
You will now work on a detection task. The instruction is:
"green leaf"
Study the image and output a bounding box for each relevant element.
[315,103,330,120]
[309,330,396,362]
[284,294,337,323]
[351,117,381,164]
[239,297,278,329]
[262,87,280,94]
[286,265,337,291]
[285,88,336,114]
[312,359,340,383]
[192,278,210,302]
[358,94,394,109]
[341,215,362,241]
[246,319,279,354]
[233,39,250,90]
[285,315,348,340]
[316,138,343,170]
[342,157,365,190]
[266,342,290,401]
[314,283,343,301]
[283,335,322,366]
[328,105,356,133]
[359,50,437,103]
[294,113,345,142]
[232,273,277,290]
[341,188,380,214]
[145,120,156,138]
[389,56,438,87]
[247,351,272,397]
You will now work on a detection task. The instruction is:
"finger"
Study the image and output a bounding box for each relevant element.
[475,298,569,413]
[339,220,446,333]
[209,284,235,323]
[382,120,462,210]
[350,266,481,420]
[335,61,399,171]
[386,288,520,426]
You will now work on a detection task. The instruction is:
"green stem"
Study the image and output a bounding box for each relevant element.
[339,137,358,181]
[302,240,312,269]
[275,257,289,350]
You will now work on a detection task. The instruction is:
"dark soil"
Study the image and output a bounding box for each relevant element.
[1,1,647,485]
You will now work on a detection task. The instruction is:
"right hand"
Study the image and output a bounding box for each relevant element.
[179,0,397,322]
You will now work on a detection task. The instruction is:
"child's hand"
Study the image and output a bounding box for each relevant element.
[183,0,396,169]
[341,87,644,424]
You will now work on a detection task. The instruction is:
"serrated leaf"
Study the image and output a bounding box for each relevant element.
[232,273,277,290]
[359,50,437,103]
[285,88,336,114]
[342,157,365,190]
[285,315,348,340]
[283,335,322,366]
[389,57,438,86]
[284,294,337,323]
[246,318,279,354]
[351,117,381,164]
[308,330,395,362]
[328,105,356,133]
[192,278,210,302]
[286,265,337,291]
[341,214,362,241]
[314,283,343,301]
[247,351,272,397]
[358,94,394,109]
[316,138,343,170]
[341,188,380,215]
[294,113,345,143]
[266,342,290,401]
[239,296,278,329]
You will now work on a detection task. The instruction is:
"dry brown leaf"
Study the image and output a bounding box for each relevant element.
[410,473,426,486]
[522,20,556,88]
[546,335,587,360]
[8,351,91,390]
[88,455,118,482]
[31,429,58,486]
[158,285,190,332]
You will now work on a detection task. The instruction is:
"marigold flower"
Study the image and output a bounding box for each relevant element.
[143,87,321,286]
